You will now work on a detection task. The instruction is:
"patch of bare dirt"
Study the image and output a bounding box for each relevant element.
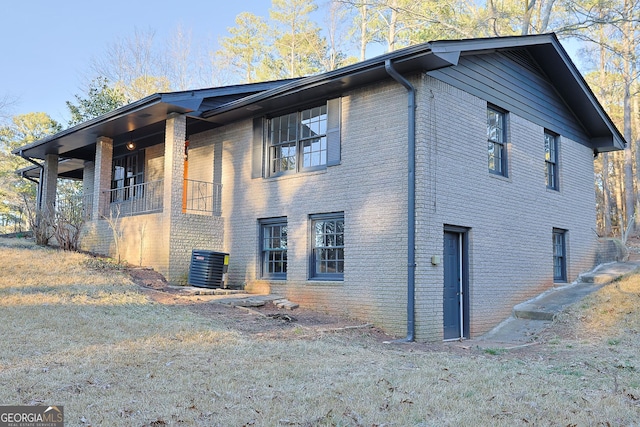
[126,266,635,360]
[127,267,397,343]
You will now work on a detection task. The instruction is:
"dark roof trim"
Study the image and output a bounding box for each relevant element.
[12,80,298,159]
[199,33,624,152]
[200,43,457,120]
[12,94,161,155]
[13,33,625,161]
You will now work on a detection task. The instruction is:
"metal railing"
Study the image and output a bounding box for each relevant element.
[97,179,221,218]
[183,179,222,216]
[56,193,93,221]
[103,180,163,217]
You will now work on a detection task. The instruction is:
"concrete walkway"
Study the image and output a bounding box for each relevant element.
[475,261,640,346]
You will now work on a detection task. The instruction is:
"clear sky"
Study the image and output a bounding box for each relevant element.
[1,0,272,124]
[2,1,586,126]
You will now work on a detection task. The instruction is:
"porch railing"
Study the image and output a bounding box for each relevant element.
[99,179,221,218]
[183,179,222,216]
[103,179,163,218]
[56,193,93,221]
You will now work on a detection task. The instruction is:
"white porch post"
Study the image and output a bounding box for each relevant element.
[93,136,113,220]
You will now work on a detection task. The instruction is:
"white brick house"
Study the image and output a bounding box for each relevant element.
[15,34,624,341]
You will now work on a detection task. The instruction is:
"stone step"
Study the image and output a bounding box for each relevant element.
[273,299,299,310]
[178,286,246,296]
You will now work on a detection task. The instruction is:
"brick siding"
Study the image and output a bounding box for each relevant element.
[78,72,602,342]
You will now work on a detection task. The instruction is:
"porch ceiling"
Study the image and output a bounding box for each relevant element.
[12,80,291,163]
[17,102,193,161]
[18,158,85,180]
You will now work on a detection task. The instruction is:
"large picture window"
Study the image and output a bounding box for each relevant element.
[487,106,507,176]
[269,105,328,175]
[310,213,344,280]
[260,218,287,279]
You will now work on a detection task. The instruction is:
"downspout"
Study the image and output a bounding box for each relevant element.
[19,150,44,211]
[385,59,416,342]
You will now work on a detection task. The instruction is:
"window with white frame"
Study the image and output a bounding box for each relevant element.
[487,106,507,176]
[260,218,288,279]
[545,131,559,190]
[310,213,344,280]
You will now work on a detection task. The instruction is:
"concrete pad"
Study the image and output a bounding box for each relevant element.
[476,317,551,345]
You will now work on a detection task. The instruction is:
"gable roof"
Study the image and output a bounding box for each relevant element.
[14,33,625,178]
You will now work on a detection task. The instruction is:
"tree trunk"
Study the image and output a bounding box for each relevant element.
[521,0,536,35]
[388,0,398,51]
[623,0,636,235]
[360,4,367,61]
[598,21,612,235]
[602,153,613,235]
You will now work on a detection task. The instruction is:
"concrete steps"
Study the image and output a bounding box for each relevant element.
[479,262,640,344]
[513,262,640,321]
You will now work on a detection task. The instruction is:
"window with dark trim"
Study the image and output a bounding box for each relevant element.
[111,151,144,202]
[252,98,341,179]
[545,131,559,190]
[553,229,567,282]
[269,105,327,175]
[310,213,344,280]
[487,106,507,176]
[260,218,287,279]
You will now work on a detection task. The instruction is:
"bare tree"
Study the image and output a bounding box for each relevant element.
[0,93,17,122]
[166,24,196,91]
[90,27,170,102]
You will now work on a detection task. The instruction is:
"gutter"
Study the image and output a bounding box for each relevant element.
[384,59,416,342]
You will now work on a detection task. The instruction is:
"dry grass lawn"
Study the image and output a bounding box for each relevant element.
[0,237,639,426]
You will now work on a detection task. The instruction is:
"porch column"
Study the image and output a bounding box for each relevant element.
[93,136,113,220]
[163,113,186,218]
[41,154,58,212]
[163,113,186,282]
[83,161,95,219]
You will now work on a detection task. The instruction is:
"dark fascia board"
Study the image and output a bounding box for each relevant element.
[429,34,625,151]
[202,33,625,152]
[200,43,459,122]
[12,80,297,160]
[200,35,568,121]
[14,34,624,162]
[159,79,300,114]
[17,158,85,180]
[12,94,162,157]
